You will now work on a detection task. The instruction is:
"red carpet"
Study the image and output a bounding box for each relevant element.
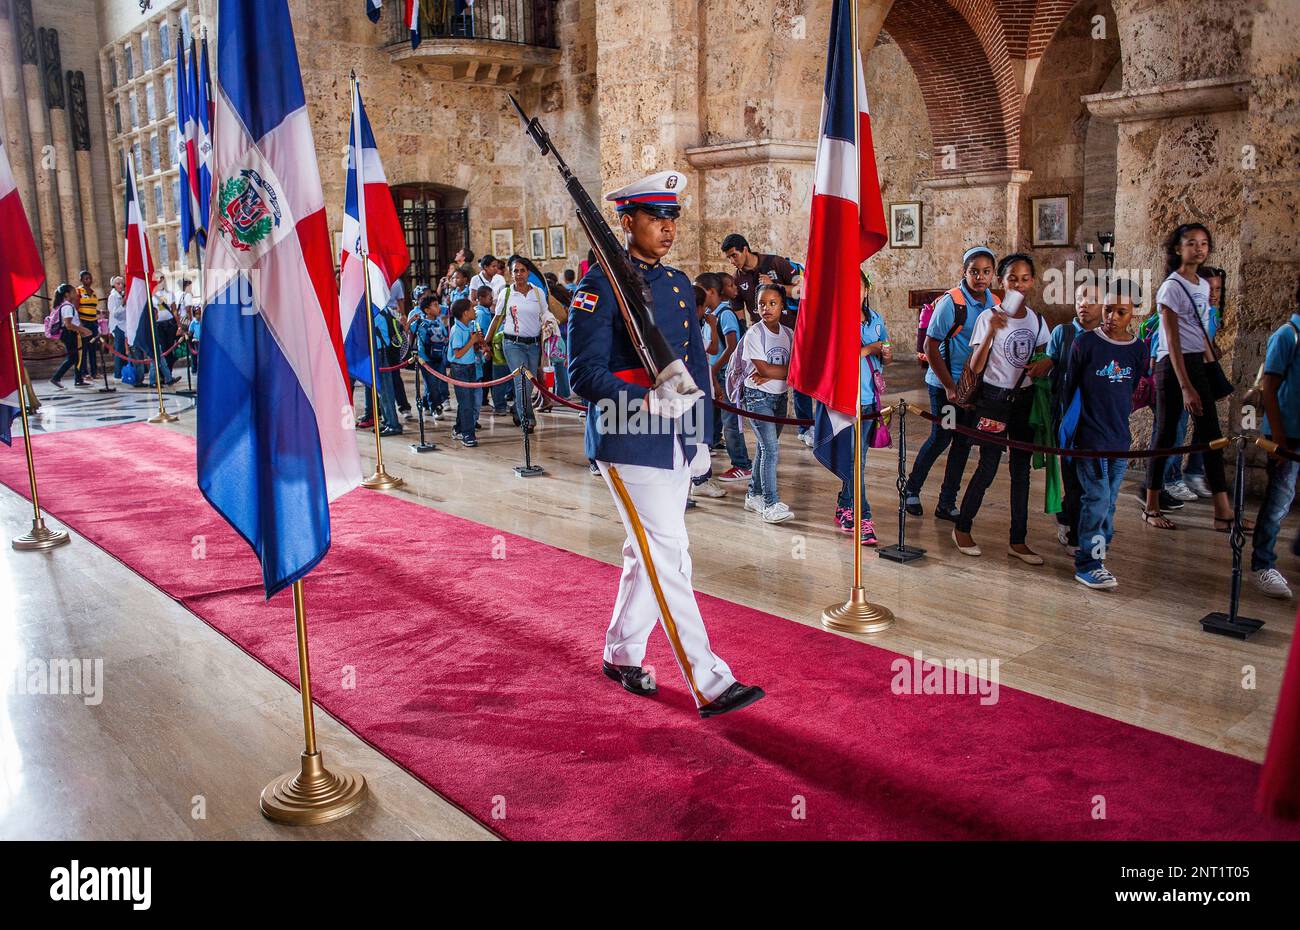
[4,423,1298,840]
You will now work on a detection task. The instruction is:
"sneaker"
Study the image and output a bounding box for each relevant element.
[692,478,726,499]
[1134,489,1183,510]
[589,461,600,476]
[798,431,813,448]
[685,498,698,510]
[48,378,62,390]
[834,506,854,532]
[1252,568,1293,599]
[1075,567,1119,590]
[1185,474,1212,498]
[904,495,922,517]
[719,466,752,482]
[744,494,765,514]
[859,519,878,546]
[461,437,478,448]
[762,501,795,524]
[451,431,463,441]
[1056,524,1070,546]
[1164,480,1198,502]
[355,419,375,430]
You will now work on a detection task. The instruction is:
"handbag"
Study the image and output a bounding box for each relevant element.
[1167,274,1233,400]
[120,361,138,386]
[866,353,891,448]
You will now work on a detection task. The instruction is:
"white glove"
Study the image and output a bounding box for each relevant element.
[688,442,711,478]
[646,358,704,420]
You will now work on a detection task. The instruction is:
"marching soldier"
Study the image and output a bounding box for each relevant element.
[568,170,765,719]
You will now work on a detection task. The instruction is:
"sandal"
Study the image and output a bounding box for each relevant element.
[1142,509,1176,530]
[1213,516,1255,532]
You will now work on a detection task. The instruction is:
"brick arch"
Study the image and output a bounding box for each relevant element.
[883,0,1021,173]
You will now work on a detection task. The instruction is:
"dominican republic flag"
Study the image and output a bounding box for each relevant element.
[788,0,888,484]
[0,138,44,445]
[185,37,206,249]
[339,78,409,387]
[121,155,156,357]
[199,0,363,598]
[196,35,214,238]
[176,33,196,252]
[405,0,421,48]
[365,0,383,23]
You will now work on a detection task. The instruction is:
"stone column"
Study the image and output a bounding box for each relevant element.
[40,28,84,282]
[595,0,702,271]
[68,70,101,283]
[0,0,44,316]
[14,0,64,308]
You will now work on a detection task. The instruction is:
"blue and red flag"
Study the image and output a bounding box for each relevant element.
[365,0,383,23]
[121,154,156,358]
[176,32,195,252]
[405,0,421,48]
[0,137,44,445]
[338,78,410,387]
[195,34,213,238]
[199,0,362,598]
[788,0,888,482]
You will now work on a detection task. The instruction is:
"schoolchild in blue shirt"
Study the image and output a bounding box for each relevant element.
[836,280,890,545]
[448,298,485,446]
[904,246,1000,520]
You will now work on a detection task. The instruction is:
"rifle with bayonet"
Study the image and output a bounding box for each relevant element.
[508,94,700,400]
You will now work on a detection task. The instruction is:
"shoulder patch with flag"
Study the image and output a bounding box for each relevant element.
[573,291,599,313]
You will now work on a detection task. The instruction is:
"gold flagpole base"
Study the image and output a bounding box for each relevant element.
[259,750,368,826]
[147,410,179,424]
[13,518,71,551]
[822,586,895,634]
[361,468,404,490]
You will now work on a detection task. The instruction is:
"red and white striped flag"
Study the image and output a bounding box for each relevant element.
[405,0,421,48]
[122,154,156,356]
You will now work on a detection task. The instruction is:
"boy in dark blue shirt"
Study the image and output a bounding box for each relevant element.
[1060,278,1147,589]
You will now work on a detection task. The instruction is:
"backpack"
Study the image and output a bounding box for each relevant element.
[44,302,65,340]
[938,286,1000,377]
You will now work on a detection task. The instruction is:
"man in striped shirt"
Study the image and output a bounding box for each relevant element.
[76,270,101,380]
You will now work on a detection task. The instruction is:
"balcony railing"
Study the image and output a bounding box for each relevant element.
[387,0,559,49]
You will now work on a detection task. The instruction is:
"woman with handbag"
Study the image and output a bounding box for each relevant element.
[1141,223,1245,531]
[951,253,1048,564]
[833,274,891,545]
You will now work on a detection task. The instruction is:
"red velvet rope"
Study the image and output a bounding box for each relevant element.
[105,334,189,366]
[378,344,415,373]
[523,369,586,410]
[713,397,890,427]
[417,359,521,389]
[906,402,1226,460]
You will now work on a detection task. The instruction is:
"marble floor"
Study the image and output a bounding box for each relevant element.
[1,368,1295,840]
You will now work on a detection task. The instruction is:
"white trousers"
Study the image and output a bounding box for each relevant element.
[598,457,736,706]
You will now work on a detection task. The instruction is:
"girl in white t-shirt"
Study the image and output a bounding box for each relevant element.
[952,253,1048,564]
[49,283,92,389]
[1141,222,1241,531]
[741,284,795,523]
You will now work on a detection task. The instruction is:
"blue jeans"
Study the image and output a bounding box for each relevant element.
[142,334,172,386]
[721,405,752,469]
[906,384,975,511]
[112,327,127,377]
[1074,457,1128,573]
[422,351,448,410]
[835,408,875,518]
[1251,443,1298,572]
[451,363,480,439]
[743,387,786,506]
[360,366,399,430]
[502,338,541,425]
[793,389,814,436]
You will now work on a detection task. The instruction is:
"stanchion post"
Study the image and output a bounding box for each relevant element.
[8,309,70,551]
[259,579,368,824]
[879,398,926,564]
[144,288,178,424]
[96,330,115,393]
[409,357,436,453]
[1201,435,1263,638]
[514,368,544,478]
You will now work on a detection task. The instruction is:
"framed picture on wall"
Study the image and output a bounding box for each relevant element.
[491,228,515,259]
[529,228,547,260]
[548,225,567,260]
[888,202,922,249]
[1031,195,1070,247]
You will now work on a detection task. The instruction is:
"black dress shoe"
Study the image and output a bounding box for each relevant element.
[905,499,923,517]
[602,660,657,697]
[698,682,766,719]
[933,506,961,523]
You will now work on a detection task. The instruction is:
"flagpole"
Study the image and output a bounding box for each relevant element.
[351,71,402,491]
[260,578,368,824]
[821,0,893,634]
[8,308,70,551]
[144,284,178,424]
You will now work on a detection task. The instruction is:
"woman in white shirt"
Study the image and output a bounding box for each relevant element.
[740,284,795,523]
[1141,222,1238,531]
[952,253,1048,563]
[49,284,91,389]
[494,257,548,432]
[107,276,127,379]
